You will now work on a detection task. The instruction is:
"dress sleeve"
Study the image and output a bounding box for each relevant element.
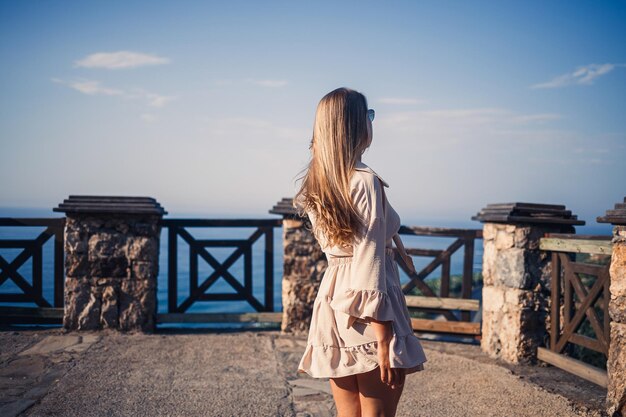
[329,174,395,328]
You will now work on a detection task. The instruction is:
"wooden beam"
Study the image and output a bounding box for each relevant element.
[410,318,481,335]
[157,312,282,323]
[539,238,612,255]
[399,226,482,238]
[161,218,283,227]
[537,347,607,388]
[569,333,606,354]
[405,295,480,311]
[0,306,64,324]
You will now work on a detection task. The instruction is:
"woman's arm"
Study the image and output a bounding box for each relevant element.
[370,318,403,388]
[393,233,416,275]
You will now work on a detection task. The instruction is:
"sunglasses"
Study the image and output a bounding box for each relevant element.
[367,109,375,122]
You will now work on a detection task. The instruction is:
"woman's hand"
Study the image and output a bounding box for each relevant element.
[370,319,405,389]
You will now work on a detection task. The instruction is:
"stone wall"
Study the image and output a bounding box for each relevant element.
[481,222,570,364]
[607,225,626,416]
[63,214,161,333]
[280,218,327,335]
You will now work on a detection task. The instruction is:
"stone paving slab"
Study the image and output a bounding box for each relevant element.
[13,328,292,417]
[0,329,102,417]
[0,327,609,417]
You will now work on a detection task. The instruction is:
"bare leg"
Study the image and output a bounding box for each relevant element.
[329,374,361,417]
[356,366,405,417]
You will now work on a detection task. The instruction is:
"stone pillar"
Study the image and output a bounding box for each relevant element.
[472,203,583,364]
[598,198,626,417]
[54,196,167,333]
[270,198,327,335]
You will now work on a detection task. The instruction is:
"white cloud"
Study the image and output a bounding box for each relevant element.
[531,63,626,89]
[126,88,176,108]
[74,51,170,69]
[377,97,427,105]
[245,78,289,88]
[52,78,175,108]
[51,78,124,96]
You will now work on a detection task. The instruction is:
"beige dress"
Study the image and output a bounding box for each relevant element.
[297,160,428,378]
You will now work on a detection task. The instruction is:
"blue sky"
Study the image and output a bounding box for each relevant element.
[1,1,624,229]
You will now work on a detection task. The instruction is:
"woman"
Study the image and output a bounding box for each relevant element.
[293,87,428,417]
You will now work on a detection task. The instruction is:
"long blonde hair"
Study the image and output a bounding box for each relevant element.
[293,87,372,248]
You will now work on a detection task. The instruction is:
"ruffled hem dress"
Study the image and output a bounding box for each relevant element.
[296,161,428,379]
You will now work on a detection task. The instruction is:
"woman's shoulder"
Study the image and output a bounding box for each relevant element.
[351,161,389,192]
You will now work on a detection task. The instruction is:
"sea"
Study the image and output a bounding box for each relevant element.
[0,206,613,329]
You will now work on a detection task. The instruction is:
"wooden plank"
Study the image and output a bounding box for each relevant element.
[0,218,65,227]
[157,312,282,323]
[405,248,443,257]
[550,252,560,352]
[168,226,178,313]
[264,227,274,311]
[485,202,566,210]
[537,347,607,388]
[161,218,283,227]
[539,238,613,255]
[0,240,33,248]
[461,238,474,321]
[405,295,480,311]
[190,246,198,292]
[569,333,606,354]
[473,214,583,225]
[410,318,481,335]
[570,262,609,277]
[561,253,572,337]
[33,245,42,296]
[399,226,482,238]
[0,293,34,302]
[545,233,612,241]
[198,293,246,301]
[65,195,156,202]
[441,257,450,298]
[244,245,252,292]
[0,306,64,319]
[194,239,249,247]
[0,305,64,317]
[53,224,64,308]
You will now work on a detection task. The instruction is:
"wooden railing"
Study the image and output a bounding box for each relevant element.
[397,226,483,337]
[158,218,283,324]
[0,218,65,323]
[538,233,612,387]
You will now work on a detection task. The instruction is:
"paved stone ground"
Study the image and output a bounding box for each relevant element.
[0,326,609,417]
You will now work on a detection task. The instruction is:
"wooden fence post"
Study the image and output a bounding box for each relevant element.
[598,197,626,417]
[472,202,583,364]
